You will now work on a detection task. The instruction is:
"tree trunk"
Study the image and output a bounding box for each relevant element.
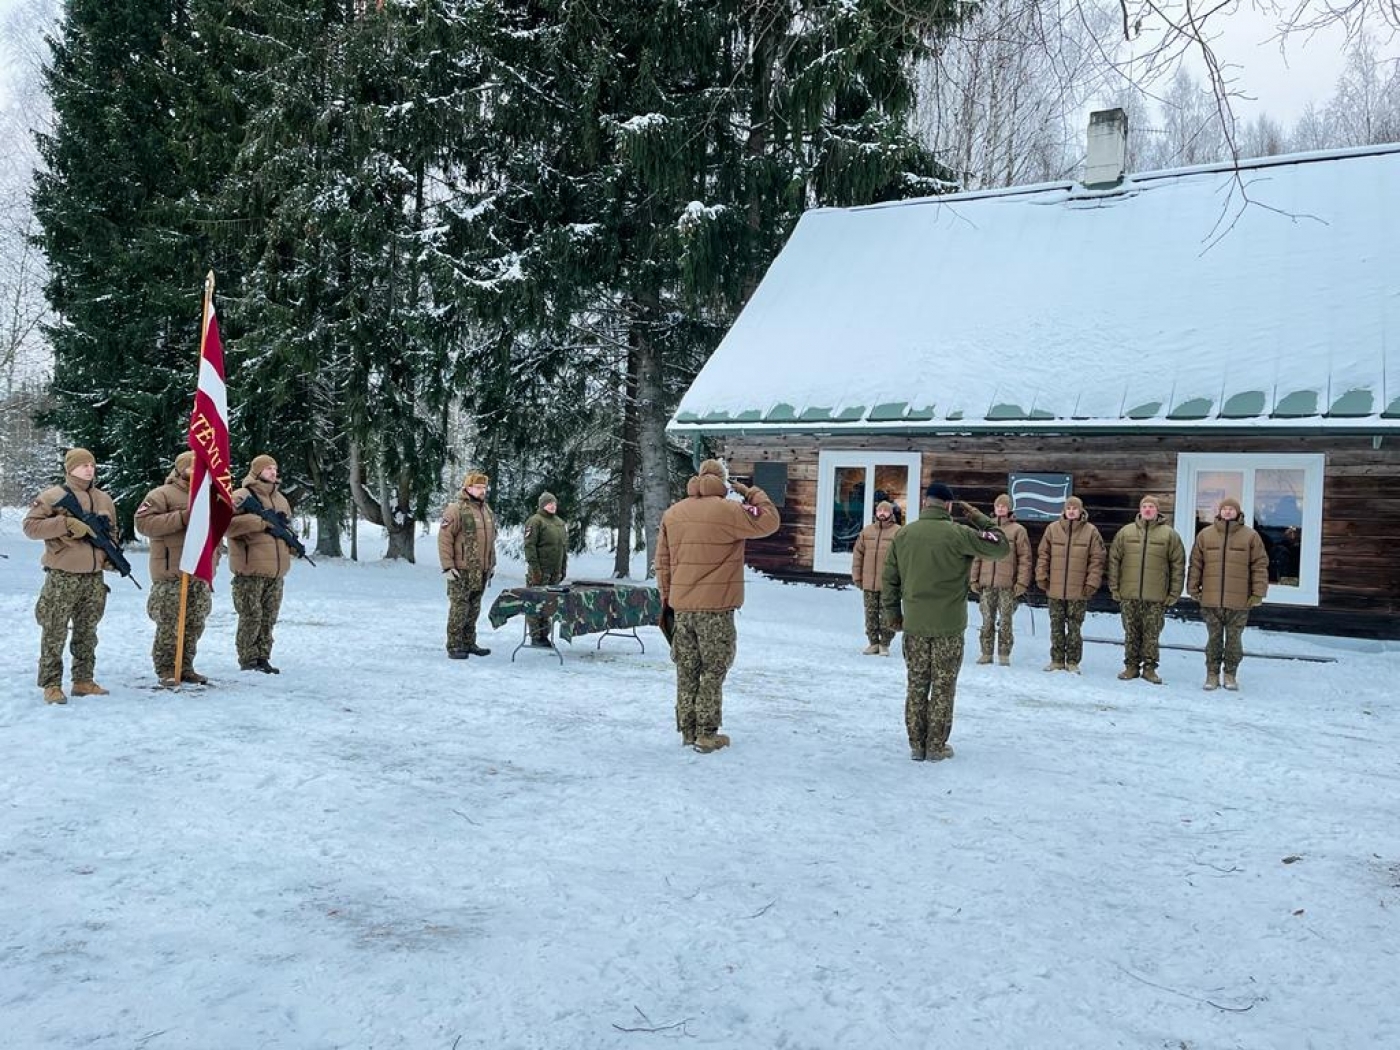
[612,339,641,578]
[307,451,343,558]
[384,469,416,563]
[632,298,670,578]
[314,504,343,558]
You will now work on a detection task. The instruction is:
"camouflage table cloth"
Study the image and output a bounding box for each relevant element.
[487,582,663,642]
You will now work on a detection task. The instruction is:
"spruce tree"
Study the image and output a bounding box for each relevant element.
[32,0,205,519]
[224,0,480,560]
[451,0,961,572]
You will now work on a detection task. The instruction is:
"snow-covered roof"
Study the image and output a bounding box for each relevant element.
[672,144,1400,434]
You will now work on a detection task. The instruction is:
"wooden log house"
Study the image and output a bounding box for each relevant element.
[668,129,1400,639]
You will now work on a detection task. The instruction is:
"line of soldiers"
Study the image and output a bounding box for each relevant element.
[23,449,301,703]
[855,489,1270,695]
[21,450,1271,766]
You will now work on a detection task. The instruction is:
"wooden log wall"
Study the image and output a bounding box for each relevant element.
[720,432,1400,639]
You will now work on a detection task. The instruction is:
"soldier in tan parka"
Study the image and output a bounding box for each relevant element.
[969,493,1032,665]
[851,500,901,655]
[1108,494,1186,685]
[1187,496,1269,691]
[438,470,497,659]
[1034,495,1106,673]
[135,450,215,685]
[655,459,780,752]
[225,454,296,673]
[22,448,120,704]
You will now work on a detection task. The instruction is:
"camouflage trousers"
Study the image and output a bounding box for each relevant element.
[34,569,108,687]
[862,589,895,646]
[671,610,736,737]
[446,575,484,650]
[1201,607,1250,674]
[232,575,284,666]
[1119,598,1166,672]
[148,577,212,677]
[526,568,564,642]
[978,587,1018,657]
[902,633,965,751]
[1047,598,1089,665]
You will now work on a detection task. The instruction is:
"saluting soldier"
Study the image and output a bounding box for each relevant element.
[522,491,568,647]
[22,448,120,704]
[883,483,1008,762]
[655,459,780,752]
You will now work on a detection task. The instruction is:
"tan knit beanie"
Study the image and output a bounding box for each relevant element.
[698,458,726,479]
[463,471,490,488]
[174,451,195,473]
[64,447,96,473]
[249,454,278,478]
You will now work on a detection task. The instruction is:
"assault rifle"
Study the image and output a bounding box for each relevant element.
[55,487,142,588]
[239,492,317,566]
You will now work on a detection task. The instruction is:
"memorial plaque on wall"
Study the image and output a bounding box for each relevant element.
[1009,473,1072,520]
[752,462,788,508]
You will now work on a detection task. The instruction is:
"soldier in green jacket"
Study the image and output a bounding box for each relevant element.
[883,482,1009,762]
[1108,494,1186,685]
[523,491,569,646]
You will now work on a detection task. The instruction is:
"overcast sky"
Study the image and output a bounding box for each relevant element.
[1179,5,1386,123]
[0,3,1394,135]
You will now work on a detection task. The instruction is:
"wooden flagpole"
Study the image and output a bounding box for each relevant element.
[173,271,216,686]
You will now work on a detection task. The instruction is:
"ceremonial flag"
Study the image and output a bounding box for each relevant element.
[180,274,235,585]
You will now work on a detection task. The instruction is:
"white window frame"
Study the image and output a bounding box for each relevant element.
[814,451,922,574]
[1173,452,1325,606]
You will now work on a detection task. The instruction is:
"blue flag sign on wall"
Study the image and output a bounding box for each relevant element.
[1010,474,1072,520]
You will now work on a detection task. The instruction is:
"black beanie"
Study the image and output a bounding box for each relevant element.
[925,481,955,502]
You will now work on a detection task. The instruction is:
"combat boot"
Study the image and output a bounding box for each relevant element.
[693,732,730,753]
[1117,665,1140,681]
[1065,662,1081,674]
[1043,661,1064,672]
[71,681,109,696]
[976,653,993,665]
[447,649,469,660]
[1203,672,1220,691]
[43,686,67,705]
[1141,668,1163,685]
[997,654,1011,667]
[878,645,891,656]
[182,669,210,685]
[1223,672,1239,691]
[909,746,926,762]
[927,744,955,761]
[862,643,881,655]
[257,659,280,675]
[466,645,491,657]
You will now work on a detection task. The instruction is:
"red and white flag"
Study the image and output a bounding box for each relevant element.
[180,296,235,585]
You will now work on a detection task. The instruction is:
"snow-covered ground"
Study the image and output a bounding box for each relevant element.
[2,512,1397,1049]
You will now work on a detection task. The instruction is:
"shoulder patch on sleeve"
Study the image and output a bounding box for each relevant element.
[978,529,1004,543]
[523,525,534,539]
